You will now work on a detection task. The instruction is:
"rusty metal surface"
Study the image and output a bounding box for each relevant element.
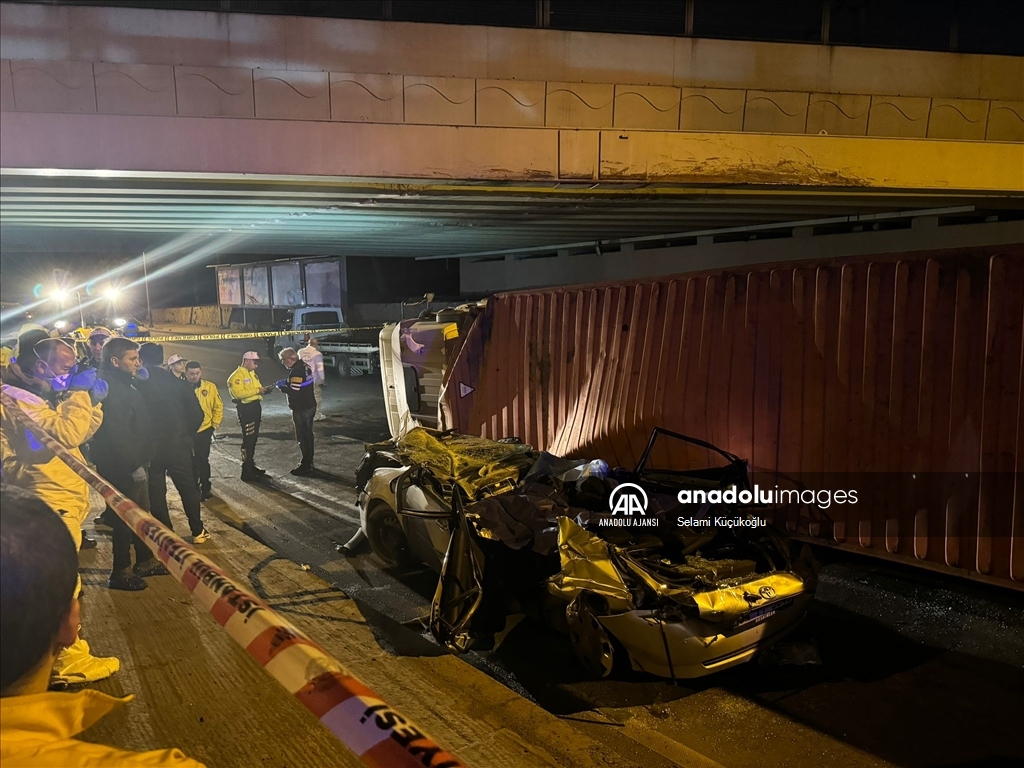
[443,247,1024,588]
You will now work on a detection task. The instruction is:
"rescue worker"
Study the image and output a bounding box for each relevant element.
[276,347,317,476]
[137,344,209,543]
[298,337,327,420]
[0,486,206,768]
[167,354,187,380]
[185,361,222,500]
[0,330,120,683]
[227,351,276,481]
[0,331,105,550]
[84,327,113,370]
[92,337,167,590]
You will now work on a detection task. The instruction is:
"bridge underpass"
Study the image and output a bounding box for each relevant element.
[2,4,1023,767]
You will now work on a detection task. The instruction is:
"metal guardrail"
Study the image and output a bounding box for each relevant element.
[0,389,466,768]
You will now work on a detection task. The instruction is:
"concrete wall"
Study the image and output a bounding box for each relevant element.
[152,305,229,327]
[461,220,1024,294]
[1,3,1020,142]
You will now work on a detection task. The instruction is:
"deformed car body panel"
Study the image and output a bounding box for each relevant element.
[355,427,817,680]
[596,592,814,678]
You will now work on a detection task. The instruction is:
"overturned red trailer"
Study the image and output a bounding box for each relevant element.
[435,246,1023,590]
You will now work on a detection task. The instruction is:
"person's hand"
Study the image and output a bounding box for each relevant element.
[136,366,150,381]
[66,367,98,391]
[274,380,287,390]
[88,378,108,405]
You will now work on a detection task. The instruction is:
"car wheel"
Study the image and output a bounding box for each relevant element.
[336,354,352,377]
[566,592,618,678]
[365,501,410,567]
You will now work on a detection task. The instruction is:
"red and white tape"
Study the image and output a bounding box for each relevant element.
[0,390,465,768]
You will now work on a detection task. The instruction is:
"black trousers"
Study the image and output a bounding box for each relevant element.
[100,467,153,572]
[193,427,214,492]
[149,440,204,536]
[237,400,262,472]
[292,406,316,467]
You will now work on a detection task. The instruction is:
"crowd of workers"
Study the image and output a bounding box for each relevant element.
[0,322,326,764]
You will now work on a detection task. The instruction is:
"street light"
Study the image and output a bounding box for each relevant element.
[103,286,121,302]
[51,287,85,328]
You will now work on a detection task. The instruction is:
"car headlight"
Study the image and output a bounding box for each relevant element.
[113,318,126,327]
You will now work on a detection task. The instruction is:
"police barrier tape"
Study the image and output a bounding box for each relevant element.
[0,390,466,768]
[133,326,383,343]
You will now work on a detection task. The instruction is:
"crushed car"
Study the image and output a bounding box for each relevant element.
[352,426,816,680]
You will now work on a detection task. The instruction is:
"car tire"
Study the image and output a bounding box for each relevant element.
[365,501,411,567]
[336,354,352,377]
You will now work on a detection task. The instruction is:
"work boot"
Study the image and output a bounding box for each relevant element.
[108,567,147,591]
[241,468,260,482]
[290,464,313,476]
[254,466,267,475]
[80,534,98,550]
[133,558,169,577]
[51,637,120,687]
[200,488,214,501]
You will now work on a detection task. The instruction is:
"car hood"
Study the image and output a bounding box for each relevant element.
[550,518,810,626]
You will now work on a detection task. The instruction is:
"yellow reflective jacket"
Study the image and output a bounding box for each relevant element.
[0,690,206,767]
[193,379,224,431]
[227,365,263,404]
[0,383,102,524]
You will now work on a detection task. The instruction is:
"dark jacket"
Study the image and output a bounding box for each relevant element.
[136,367,204,447]
[92,367,154,479]
[279,360,316,411]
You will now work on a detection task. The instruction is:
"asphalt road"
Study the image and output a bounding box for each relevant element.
[155,335,1024,768]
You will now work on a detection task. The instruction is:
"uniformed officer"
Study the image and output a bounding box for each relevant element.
[185,361,223,499]
[227,351,275,481]
[84,327,113,370]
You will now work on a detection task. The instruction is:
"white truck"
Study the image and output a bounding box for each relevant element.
[273,305,380,377]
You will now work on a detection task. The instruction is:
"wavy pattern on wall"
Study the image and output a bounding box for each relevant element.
[404,81,474,106]
[546,88,614,111]
[94,68,168,94]
[331,78,401,102]
[254,76,323,99]
[615,90,680,113]
[476,85,543,108]
[3,58,1020,144]
[176,72,248,97]
[680,93,744,115]
[813,99,868,121]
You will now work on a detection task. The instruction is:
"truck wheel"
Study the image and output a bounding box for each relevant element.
[336,354,352,377]
[365,501,410,567]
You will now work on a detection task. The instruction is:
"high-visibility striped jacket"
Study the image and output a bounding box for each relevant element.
[227,366,263,404]
[192,379,223,431]
[0,381,102,528]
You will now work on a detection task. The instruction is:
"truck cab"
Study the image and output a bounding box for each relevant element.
[274,305,381,378]
[378,302,484,438]
[277,305,345,349]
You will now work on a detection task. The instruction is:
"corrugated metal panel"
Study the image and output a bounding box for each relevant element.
[442,247,1024,588]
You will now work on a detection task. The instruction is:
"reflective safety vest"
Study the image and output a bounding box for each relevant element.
[227,365,263,404]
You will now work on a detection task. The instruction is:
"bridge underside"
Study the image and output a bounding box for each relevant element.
[2,111,1021,260]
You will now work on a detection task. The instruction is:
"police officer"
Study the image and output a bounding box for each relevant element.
[227,351,275,481]
[167,354,187,380]
[185,361,222,500]
[84,327,113,370]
